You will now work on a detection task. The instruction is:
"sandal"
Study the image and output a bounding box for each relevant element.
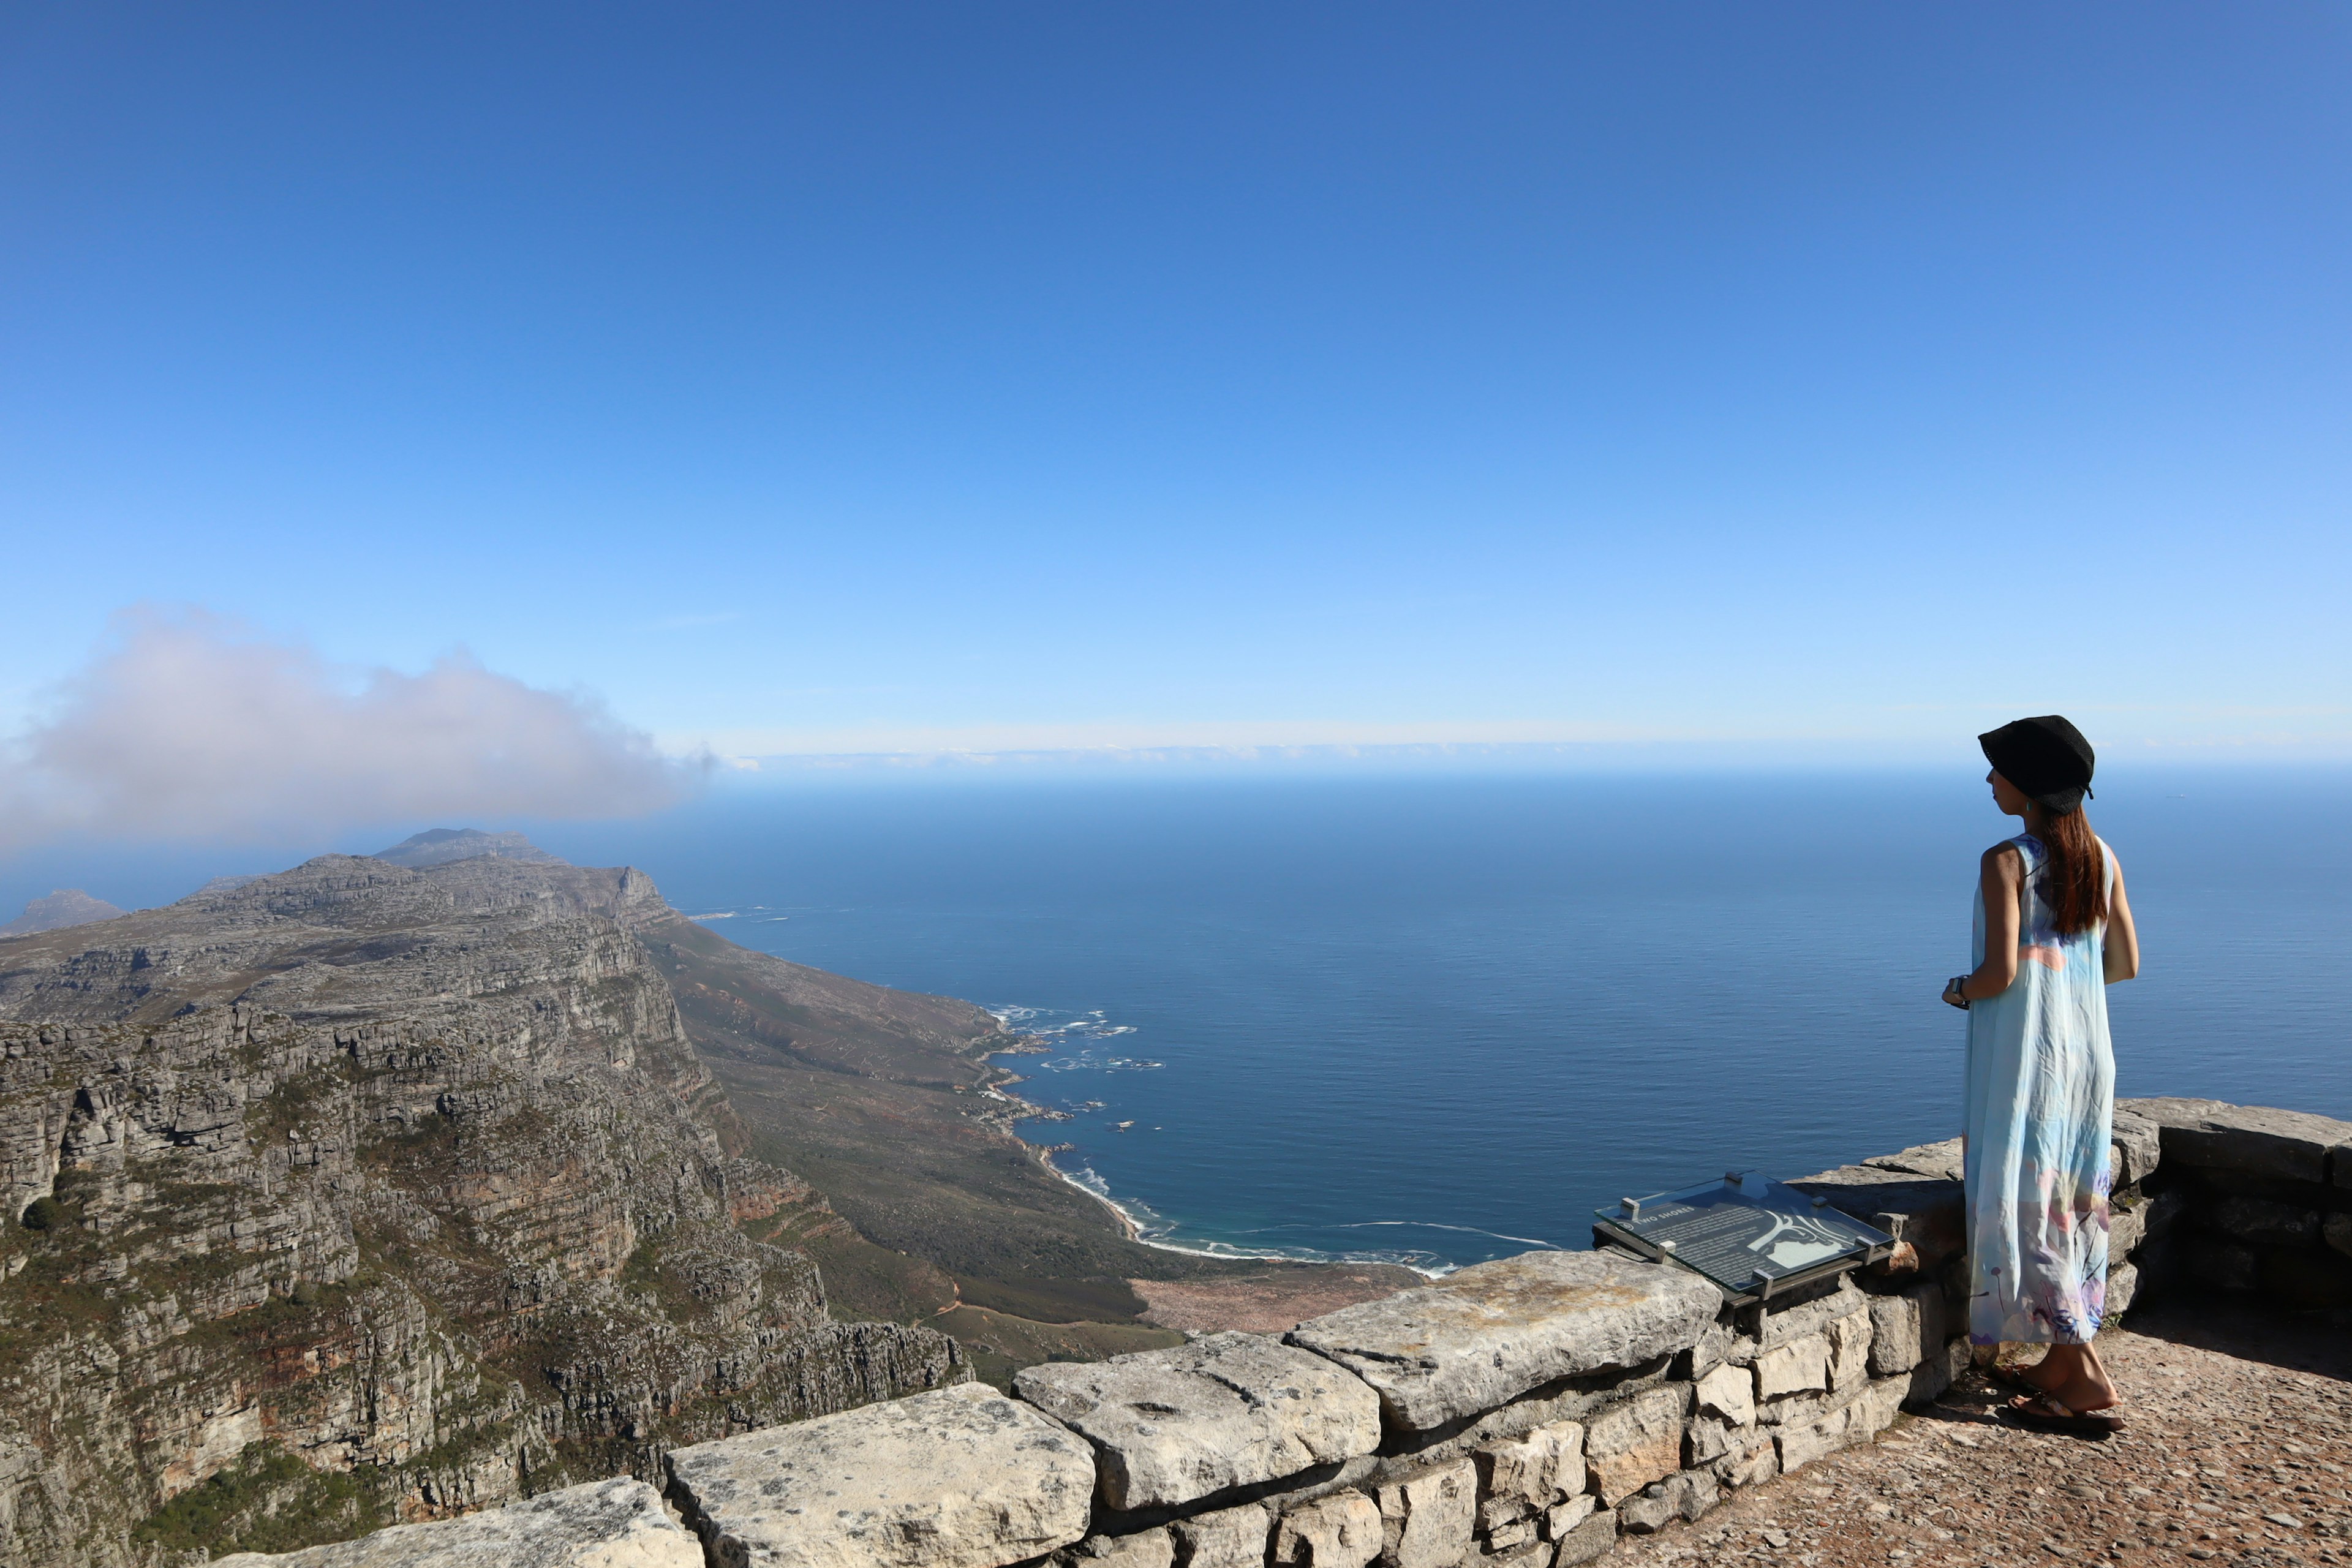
[1996,1392,2125,1436]
[1984,1363,2044,1397]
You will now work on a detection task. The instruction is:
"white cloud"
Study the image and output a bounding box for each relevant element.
[1,608,702,848]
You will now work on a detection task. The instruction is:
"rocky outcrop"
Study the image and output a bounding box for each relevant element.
[0,853,966,1566]
[0,889,125,937]
[372,829,564,870]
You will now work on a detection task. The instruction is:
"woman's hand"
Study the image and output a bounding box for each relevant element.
[1941,976,1971,1009]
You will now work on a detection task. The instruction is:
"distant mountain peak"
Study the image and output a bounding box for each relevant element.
[371,827,564,870]
[0,889,126,938]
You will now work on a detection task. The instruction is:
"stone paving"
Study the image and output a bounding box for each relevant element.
[1611,1300,2352,1568]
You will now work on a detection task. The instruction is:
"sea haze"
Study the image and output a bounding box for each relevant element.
[539,769,2352,1272]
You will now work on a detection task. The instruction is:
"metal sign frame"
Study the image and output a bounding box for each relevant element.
[1591,1170,1894,1305]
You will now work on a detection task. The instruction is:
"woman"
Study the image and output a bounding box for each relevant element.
[1940,715,2140,1436]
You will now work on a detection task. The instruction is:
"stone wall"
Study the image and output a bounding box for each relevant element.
[216,1098,2352,1568]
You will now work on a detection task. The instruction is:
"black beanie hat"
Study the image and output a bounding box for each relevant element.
[1980,715,2095,815]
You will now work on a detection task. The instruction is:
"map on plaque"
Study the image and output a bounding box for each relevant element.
[1593,1172,1892,1297]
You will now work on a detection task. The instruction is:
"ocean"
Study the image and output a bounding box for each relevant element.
[524,767,2352,1273]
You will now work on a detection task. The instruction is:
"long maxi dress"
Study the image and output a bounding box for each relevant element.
[1961,832,2116,1346]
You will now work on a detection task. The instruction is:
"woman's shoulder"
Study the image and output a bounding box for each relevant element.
[1980,838,2029,873]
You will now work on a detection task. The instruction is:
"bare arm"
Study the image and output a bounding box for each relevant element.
[1948,845,2022,1003]
[2103,851,2139,982]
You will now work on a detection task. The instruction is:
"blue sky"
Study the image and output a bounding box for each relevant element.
[4,4,2348,785]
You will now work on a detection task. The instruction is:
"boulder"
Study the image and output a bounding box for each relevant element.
[663,1382,1094,1568]
[1581,1386,1687,1506]
[2324,1213,2352,1260]
[1017,1331,1380,1510]
[2119,1099,2352,1186]
[1170,1503,1270,1568]
[1374,1460,1475,1568]
[1286,1250,1717,1433]
[211,1479,698,1568]
[1272,1491,1382,1568]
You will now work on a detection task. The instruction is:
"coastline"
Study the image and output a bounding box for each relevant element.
[987,1039,1461,1276]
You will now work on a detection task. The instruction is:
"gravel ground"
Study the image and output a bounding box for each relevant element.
[1613,1297,2352,1568]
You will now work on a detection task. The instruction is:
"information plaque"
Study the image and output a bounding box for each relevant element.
[1591,1173,1892,1302]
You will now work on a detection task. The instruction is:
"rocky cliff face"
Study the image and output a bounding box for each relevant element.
[0,853,967,1566]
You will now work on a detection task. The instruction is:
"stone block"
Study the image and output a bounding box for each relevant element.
[1708,1428,1779,1488]
[1171,1503,1272,1568]
[1059,1531,1176,1568]
[2207,1195,2323,1248]
[1865,1284,1946,1376]
[1018,1331,1380,1510]
[1904,1338,1966,1407]
[1676,1319,1736,1379]
[2110,1107,2163,1188]
[1471,1420,1581,1528]
[2120,1098,2352,1186]
[1825,1311,1871,1392]
[1550,1510,1618,1567]
[1774,1403,1856,1473]
[1482,1520,1535,1553]
[664,1382,1094,1568]
[212,1479,698,1568]
[1286,1250,1719,1433]
[1541,1496,1596,1541]
[1375,1460,1474,1568]
[1752,1334,1829,1400]
[1616,1470,1719,1534]
[1854,1375,1907,1438]
[1861,1139,1964,1182]
[2104,1262,2139,1319]
[1581,1385,1686,1506]
[2108,1199,2148,1259]
[1692,1363,1754,1427]
[1754,1276,1866,1351]
[1275,1491,1383,1568]
[2324,1213,2352,1259]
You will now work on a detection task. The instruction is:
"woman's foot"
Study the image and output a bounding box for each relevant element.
[2021,1346,2120,1412]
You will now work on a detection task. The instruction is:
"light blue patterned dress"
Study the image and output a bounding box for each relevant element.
[1962,833,2116,1346]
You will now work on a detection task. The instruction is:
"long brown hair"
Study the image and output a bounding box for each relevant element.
[2034,807,2108,936]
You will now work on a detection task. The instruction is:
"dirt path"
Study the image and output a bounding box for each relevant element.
[1613,1299,2352,1567]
